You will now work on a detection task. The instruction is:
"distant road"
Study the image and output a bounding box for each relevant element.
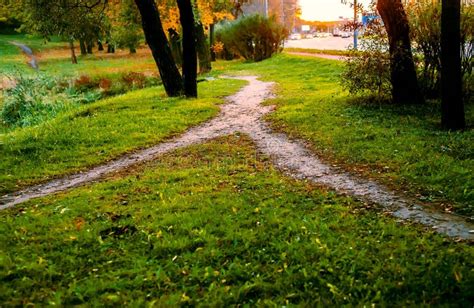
[284,37,355,50]
[285,52,347,61]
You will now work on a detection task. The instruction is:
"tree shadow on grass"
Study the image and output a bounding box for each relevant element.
[343,95,450,130]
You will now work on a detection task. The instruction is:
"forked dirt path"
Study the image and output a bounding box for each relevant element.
[1,76,473,240]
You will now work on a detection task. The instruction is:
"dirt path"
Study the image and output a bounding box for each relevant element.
[1,76,473,240]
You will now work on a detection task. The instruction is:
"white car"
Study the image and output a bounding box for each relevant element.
[289,33,302,40]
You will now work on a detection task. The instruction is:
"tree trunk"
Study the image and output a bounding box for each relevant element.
[86,40,93,54]
[69,40,78,64]
[97,40,104,51]
[134,0,184,97]
[376,0,423,104]
[196,22,212,74]
[209,23,216,62]
[79,39,87,55]
[169,28,183,66]
[441,0,465,130]
[177,0,198,98]
[107,43,115,53]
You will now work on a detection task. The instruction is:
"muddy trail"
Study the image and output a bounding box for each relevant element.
[1,76,473,240]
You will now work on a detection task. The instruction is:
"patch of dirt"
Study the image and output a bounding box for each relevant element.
[0,76,16,90]
[1,76,473,240]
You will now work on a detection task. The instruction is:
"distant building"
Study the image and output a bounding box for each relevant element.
[241,0,299,31]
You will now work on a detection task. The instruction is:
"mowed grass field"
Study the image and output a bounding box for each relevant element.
[0,34,156,76]
[1,136,473,306]
[0,36,473,305]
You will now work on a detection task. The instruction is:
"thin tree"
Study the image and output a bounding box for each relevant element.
[134,0,184,97]
[376,0,423,104]
[177,0,198,97]
[441,0,465,130]
[195,19,212,74]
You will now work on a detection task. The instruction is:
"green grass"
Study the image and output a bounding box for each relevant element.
[0,34,156,77]
[0,135,472,306]
[0,78,246,195]
[0,34,66,74]
[212,54,474,216]
[40,52,157,77]
[284,47,353,57]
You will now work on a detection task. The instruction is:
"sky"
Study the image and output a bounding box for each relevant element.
[299,0,371,21]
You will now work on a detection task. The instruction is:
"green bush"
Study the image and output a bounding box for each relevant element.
[0,74,75,128]
[216,15,288,62]
[0,71,162,129]
[340,20,391,100]
[406,0,473,102]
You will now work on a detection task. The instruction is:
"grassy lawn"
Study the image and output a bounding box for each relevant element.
[0,79,246,195]
[284,47,352,56]
[1,38,473,306]
[39,49,157,78]
[0,34,156,77]
[212,54,474,216]
[0,34,66,74]
[0,135,472,306]
[0,34,245,195]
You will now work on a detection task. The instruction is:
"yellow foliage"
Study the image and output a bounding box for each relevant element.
[196,0,234,27]
[159,4,180,32]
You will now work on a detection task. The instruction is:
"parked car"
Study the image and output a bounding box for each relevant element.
[340,32,351,38]
[289,33,302,40]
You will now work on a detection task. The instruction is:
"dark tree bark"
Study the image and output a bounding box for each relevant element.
[86,40,93,54]
[168,28,183,66]
[209,23,216,62]
[107,43,115,53]
[69,40,78,64]
[196,22,212,74]
[441,0,465,130]
[97,40,104,51]
[377,0,423,104]
[79,39,87,55]
[177,0,198,98]
[134,0,184,97]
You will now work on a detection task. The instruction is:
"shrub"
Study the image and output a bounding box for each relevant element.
[1,71,162,129]
[216,15,288,62]
[121,72,146,89]
[406,0,473,101]
[74,74,98,92]
[0,74,73,128]
[98,78,112,92]
[340,19,391,100]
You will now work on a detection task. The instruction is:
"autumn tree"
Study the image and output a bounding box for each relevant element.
[134,0,184,96]
[376,0,423,104]
[177,0,197,97]
[195,0,234,70]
